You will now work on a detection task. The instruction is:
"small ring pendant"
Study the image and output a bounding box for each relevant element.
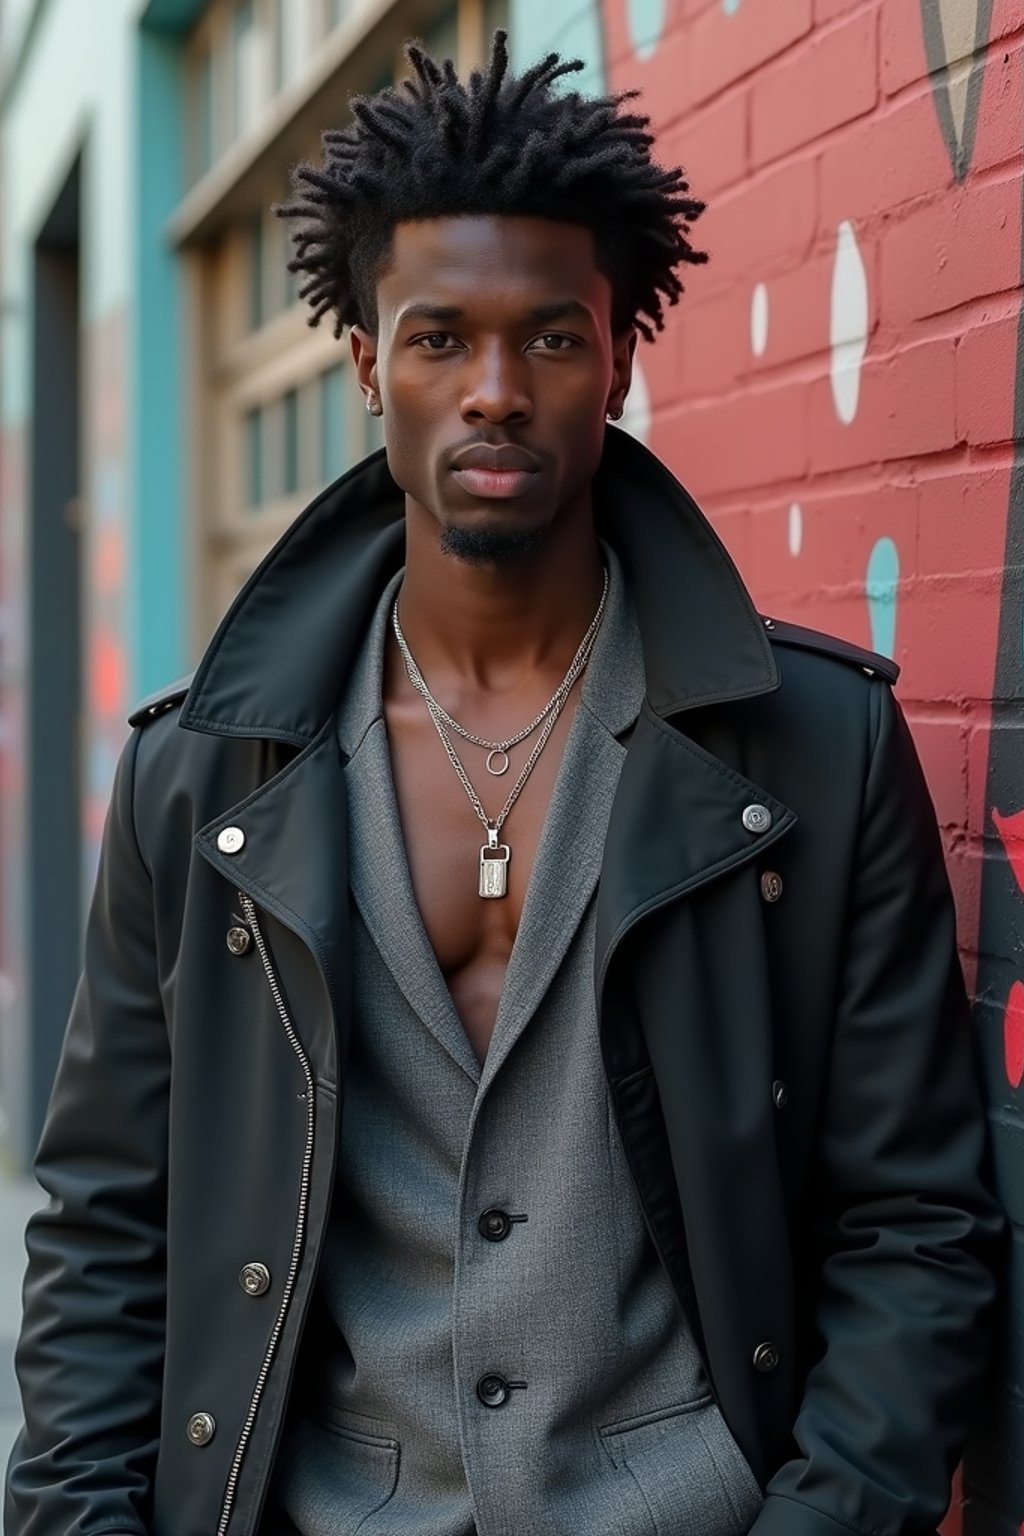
[486,749,510,776]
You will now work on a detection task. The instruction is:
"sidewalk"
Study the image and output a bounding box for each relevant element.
[0,1171,44,1468]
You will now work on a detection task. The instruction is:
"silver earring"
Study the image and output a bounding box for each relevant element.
[366,396,383,416]
[608,406,623,421]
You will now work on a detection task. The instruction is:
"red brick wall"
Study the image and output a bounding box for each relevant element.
[595,1,1022,1531]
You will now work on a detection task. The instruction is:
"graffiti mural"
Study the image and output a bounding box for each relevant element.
[512,0,1022,1529]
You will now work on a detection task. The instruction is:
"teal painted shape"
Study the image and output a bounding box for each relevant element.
[509,0,606,94]
[866,537,900,659]
[133,25,186,696]
[629,0,666,57]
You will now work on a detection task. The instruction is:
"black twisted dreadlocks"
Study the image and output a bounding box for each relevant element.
[275,29,708,343]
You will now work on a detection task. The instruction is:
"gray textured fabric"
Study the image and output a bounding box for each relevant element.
[267,548,765,1536]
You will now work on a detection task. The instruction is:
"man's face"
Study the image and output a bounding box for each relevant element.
[350,215,636,563]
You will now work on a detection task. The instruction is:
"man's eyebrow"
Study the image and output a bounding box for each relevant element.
[394,299,595,326]
[395,303,465,324]
[525,300,593,324]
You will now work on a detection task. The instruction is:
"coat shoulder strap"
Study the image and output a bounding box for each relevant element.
[128,672,195,728]
[761,616,900,685]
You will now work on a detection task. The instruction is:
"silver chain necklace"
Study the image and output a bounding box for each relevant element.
[391,571,609,898]
[392,566,609,776]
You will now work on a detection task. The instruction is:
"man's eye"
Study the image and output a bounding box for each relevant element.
[414,333,455,350]
[532,334,577,351]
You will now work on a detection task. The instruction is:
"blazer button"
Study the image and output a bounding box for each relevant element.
[478,1209,511,1242]
[772,1080,789,1110]
[226,926,252,956]
[217,826,245,855]
[238,1262,271,1296]
[187,1412,216,1446]
[752,1342,780,1374]
[475,1374,526,1408]
[477,1374,510,1408]
[760,871,783,903]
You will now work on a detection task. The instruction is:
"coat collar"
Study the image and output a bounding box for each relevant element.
[180,426,778,747]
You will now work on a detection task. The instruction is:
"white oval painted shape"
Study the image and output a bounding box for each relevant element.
[788,502,803,556]
[830,221,868,425]
[620,357,652,445]
[751,283,769,357]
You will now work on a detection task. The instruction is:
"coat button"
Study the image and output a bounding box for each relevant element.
[217,826,245,855]
[772,1080,789,1110]
[226,926,252,956]
[187,1411,216,1446]
[752,1342,780,1374]
[478,1209,512,1242]
[239,1262,271,1296]
[742,805,772,836]
[760,871,783,903]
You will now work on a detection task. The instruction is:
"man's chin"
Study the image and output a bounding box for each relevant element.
[438,520,551,568]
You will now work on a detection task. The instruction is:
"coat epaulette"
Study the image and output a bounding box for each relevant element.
[128,672,195,728]
[761,616,900,685]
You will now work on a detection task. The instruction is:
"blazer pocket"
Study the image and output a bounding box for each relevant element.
[598,1397,763,1536]
[270,1407,400,1536]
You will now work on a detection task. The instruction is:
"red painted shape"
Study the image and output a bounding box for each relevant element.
[89,630,125,720]
[992,808,1024,895]
[1005,980,1024,1091]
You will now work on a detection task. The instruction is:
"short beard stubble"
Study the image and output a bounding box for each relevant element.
[439,521,551,567]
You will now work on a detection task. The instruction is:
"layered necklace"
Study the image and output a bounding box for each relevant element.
[391,568,609,898]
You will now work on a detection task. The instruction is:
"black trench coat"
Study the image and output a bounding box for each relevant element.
[6,429,1003,1536]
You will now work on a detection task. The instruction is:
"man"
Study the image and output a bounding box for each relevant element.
[6,30,1002,1536]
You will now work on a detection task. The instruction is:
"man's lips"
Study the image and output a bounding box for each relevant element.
[450,466,540,499]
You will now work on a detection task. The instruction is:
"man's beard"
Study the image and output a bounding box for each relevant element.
[439,520,550,567]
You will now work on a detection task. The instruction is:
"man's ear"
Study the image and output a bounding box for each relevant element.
[608,327,639,418]
[350,325,380,404]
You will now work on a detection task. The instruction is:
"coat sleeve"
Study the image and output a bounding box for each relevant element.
[5,728,169,1536]
[750,680,1005,1536]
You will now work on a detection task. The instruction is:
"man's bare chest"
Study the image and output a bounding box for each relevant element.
[383,693,581,1061]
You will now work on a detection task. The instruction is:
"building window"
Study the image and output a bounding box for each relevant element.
[197,46,215,175]
[247,214,264,331]
[245,406,264,508]
[232,0,259,138]
[426,2,458,62]
[282,388,300,495]
[320,366,347,483]
[275,0,307,87]
[484,0,508,44]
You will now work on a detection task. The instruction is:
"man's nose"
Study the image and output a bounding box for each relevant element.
[460,342,532,423]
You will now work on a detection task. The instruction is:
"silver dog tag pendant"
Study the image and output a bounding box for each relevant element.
[479,842,511,898]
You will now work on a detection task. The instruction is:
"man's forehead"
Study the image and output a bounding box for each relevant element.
[380,215,608,310]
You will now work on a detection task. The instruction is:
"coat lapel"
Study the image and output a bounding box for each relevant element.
[595,704,798,995]
[193,723,351,1069]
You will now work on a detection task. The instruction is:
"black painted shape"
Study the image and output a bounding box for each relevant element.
[963,44,1024,1535]
[920,0,994,182]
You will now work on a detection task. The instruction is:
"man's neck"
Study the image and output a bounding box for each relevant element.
[394,494,606,693]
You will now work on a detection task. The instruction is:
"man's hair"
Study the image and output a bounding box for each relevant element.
[275,29,708,342]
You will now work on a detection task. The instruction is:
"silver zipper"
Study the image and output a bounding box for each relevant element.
[217,892,316,1536]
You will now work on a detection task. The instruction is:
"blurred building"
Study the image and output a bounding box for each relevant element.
[0,0,507,1167]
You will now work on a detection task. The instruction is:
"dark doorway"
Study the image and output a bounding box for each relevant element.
[21,153,84,1160]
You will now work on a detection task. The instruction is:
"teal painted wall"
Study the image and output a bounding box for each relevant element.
[134,24,186,695]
